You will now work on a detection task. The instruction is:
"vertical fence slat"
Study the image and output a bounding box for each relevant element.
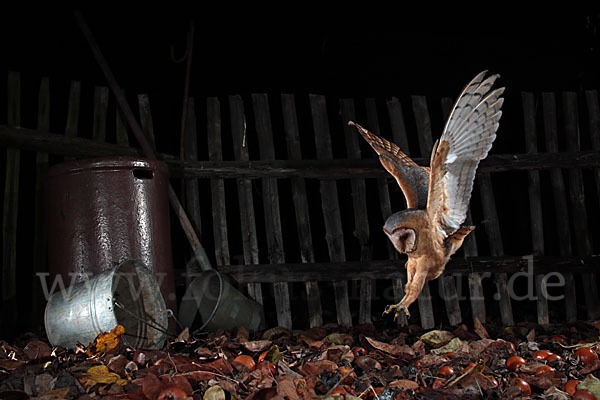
[2,72,21,337]
[340,98,373,324]
[413,95,458,328]
[138,94,157,151]
[252,93,292,329]
[183,98,202,235]
[584,90,600,230]
[183,98,202,285]
[522,92,549,326]
[64,81,80,161]
[442,97,485,323]
[310,94,352,327]
[92,86,109,142]
[31,77,50,329]
[584,91,600,319]
[541,92,577,322]
[478,174,514,326]
[229,95,264,307]
[387,97,411,152]
[563,92,600,320]
[65,81,81,138]
[207,97,230,267]
[411,96,435,155]
[116,90,129,146]
[281,94,323,328]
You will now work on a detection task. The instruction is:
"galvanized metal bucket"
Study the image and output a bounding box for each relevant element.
[44,259,168,349]
[178,270,264,333]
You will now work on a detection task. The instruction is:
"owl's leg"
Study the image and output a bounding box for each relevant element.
[401,271,428,309]
[383,260,418,320]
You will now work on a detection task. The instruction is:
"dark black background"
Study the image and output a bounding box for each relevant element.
[2,7,600,331]
[3,8,600,100]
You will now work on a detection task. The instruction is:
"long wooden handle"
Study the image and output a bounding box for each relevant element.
[74,11,213,271]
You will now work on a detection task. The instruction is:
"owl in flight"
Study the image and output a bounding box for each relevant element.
[349,71,504,319]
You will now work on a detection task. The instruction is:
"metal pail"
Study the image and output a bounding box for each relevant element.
[178,270,264,333]
[44,259,168,349]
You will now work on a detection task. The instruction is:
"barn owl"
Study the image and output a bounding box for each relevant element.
[349,71,504,319]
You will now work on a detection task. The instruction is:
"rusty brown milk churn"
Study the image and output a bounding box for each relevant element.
[45,157,177,333]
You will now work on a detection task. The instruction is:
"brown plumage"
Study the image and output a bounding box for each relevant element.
[349,71,504,319]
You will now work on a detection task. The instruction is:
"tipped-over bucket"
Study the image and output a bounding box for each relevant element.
[45,259,168,349]
[178,270,264,332]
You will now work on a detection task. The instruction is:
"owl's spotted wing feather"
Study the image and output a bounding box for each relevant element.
[427,71,504,239]
[350,121,429,209]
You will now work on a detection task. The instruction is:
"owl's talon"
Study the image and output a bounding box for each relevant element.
[383,303,410,319]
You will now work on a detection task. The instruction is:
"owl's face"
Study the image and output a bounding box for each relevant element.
[384,227,417,254]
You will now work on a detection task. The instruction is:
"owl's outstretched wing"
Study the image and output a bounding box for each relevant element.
[350,121,429,209]
[427,71,504,239]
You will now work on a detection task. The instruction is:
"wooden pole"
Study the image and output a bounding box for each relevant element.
[73,11,212,272]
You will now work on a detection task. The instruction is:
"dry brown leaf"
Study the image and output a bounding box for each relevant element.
[364,337,415,357]
[237,326,250,342]
[185,370,215,383]
[201,358,234,375]
[195,346,217,359]
[0,359,25,371]
[303,327,327,340]
[473,317,489,339]
[389,379,419,390]
[277,375,300,400]
[23,339,52,361]
[461,339,495,358]
[324,333,353,346]
[354,356,382,371]
[262,327,290,340]
[298,360,338,376]
[243,340,273,353]
[107,354,129,377]
[319,345,352,363]
[415,353,451,368]
[233,354,256,372]
[420,330,454,347]
[175,327,190,342]
[430,338,466,355]
[412,340,427,357]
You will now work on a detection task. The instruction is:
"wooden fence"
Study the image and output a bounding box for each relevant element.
[1,71,600,336]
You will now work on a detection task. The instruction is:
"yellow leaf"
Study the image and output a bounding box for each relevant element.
[86,325,125,356]
[79,365,127,388]
[203,385,226,400]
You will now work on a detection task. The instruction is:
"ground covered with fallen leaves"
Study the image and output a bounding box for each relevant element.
[2,319,600,399]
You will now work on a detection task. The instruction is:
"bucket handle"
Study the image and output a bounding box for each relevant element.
[114,300,174,338]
